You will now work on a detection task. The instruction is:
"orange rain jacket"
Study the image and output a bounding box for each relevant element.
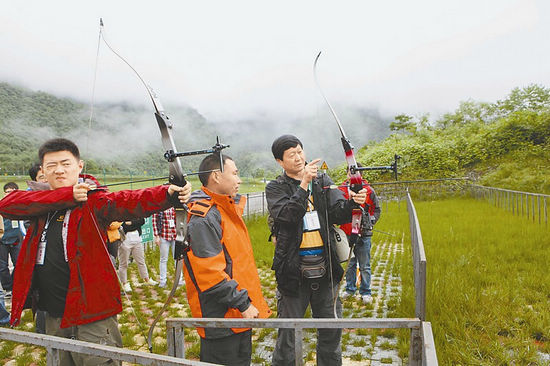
[183,187,271,339]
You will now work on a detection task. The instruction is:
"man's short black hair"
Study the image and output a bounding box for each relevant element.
[38,138,80,163]
[271,134,303,160]
[29,162,42,181]
[198,154,233,186]
[3,182,18,192]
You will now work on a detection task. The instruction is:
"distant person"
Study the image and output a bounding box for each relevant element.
[28,162,48,186]
[152,207,176,288]
[107,221,123,267]
[27,162,50,334]
[265,135,367,366]
[0,216,7,326]
[0,282,9,326]
[118,218,157,292]
[183,153,271,365]
[1,182,24,297]
[0,138,191,365]
[338,165,381,304]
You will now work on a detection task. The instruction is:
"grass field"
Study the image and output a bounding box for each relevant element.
[1,186,549,364]
[387,196,550,365]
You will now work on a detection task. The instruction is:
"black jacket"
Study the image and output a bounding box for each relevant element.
[266,173,355,297]
[122,218,145,236]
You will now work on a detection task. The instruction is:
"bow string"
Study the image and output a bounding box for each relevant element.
[313,51,364,316]
[94,18,228,353]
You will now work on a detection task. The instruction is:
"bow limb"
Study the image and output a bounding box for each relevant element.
[147,108,189,352]
[314,51,364,316]
[96,19,189,352]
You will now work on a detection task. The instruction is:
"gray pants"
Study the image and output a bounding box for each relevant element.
[118,237,149,283]
[272,277,342,366]
[200,329,252,365]
[45,314,123,366]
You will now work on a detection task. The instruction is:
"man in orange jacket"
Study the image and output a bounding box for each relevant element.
[183,153,271,365]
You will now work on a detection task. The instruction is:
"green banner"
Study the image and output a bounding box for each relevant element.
[141,216,154,243]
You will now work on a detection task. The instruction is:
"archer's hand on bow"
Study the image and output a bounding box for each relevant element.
[168,182,192,204]
[349,188,367,205]
[73,183,96,202]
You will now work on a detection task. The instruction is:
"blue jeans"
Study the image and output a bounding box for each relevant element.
[159,238,175,286]
[344,236,372,296]
[0,287,10,325]
[0,241,21,291]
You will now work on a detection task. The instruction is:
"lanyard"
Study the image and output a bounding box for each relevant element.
[40,211,58,242]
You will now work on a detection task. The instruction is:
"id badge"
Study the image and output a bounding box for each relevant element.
[303,211,321,231]
[11,220,19,228]
[36,240,46,265]
[167,219,175,228]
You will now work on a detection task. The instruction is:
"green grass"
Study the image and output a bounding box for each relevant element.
[244,214,274,268]
[3,187,548,364]
[392,196,550,364]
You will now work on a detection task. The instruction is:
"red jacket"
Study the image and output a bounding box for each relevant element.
[338,179,375,236]
[0,182,173,328]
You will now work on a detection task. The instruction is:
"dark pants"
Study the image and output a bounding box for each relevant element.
[0,289,9,324]
[35,310,46,334]
[272,277,342,366]
[200,329,252,365]
[45,314,123,366]
[0,241,21,291]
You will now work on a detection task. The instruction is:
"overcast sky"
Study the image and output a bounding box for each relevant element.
[2,0,549,123]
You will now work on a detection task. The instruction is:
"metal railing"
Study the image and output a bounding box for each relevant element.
[0,327,215,366]
[470,184,549,226]
[406,189,430,364]
[243,192,267,217]
[167,188,438,365]
[1,186,439,365]
[165,318,436,366]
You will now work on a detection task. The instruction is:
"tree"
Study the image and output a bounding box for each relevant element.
[389,114,416,134]
[496,84,550,115]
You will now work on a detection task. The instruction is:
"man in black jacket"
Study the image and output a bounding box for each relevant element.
[266,135,367,366]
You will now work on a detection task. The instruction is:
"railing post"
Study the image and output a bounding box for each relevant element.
[246,193,250,217]
[545,197,548,227]
[294,326,303,366]
[46,347,60,366]
[409,328,422,366]
[532,194,535,223]
[538,195,541,225]
[166,323,185,358]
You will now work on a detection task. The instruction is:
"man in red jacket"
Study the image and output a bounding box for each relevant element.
[338,165,381,304]
[0,138,191,365]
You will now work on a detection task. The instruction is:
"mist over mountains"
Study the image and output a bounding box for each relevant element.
[0,82,392,177]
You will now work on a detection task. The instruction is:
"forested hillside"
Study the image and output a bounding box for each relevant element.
[0,82,221,176]
[0,82,391,178]
[2,82,548,193]
[342,85,550,194]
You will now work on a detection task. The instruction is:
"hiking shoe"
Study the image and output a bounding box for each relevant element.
[146,279,158,286]
[4,291,11,298]
[362,294,373,304]
[341,291,354,299]
[122,282,132,293]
